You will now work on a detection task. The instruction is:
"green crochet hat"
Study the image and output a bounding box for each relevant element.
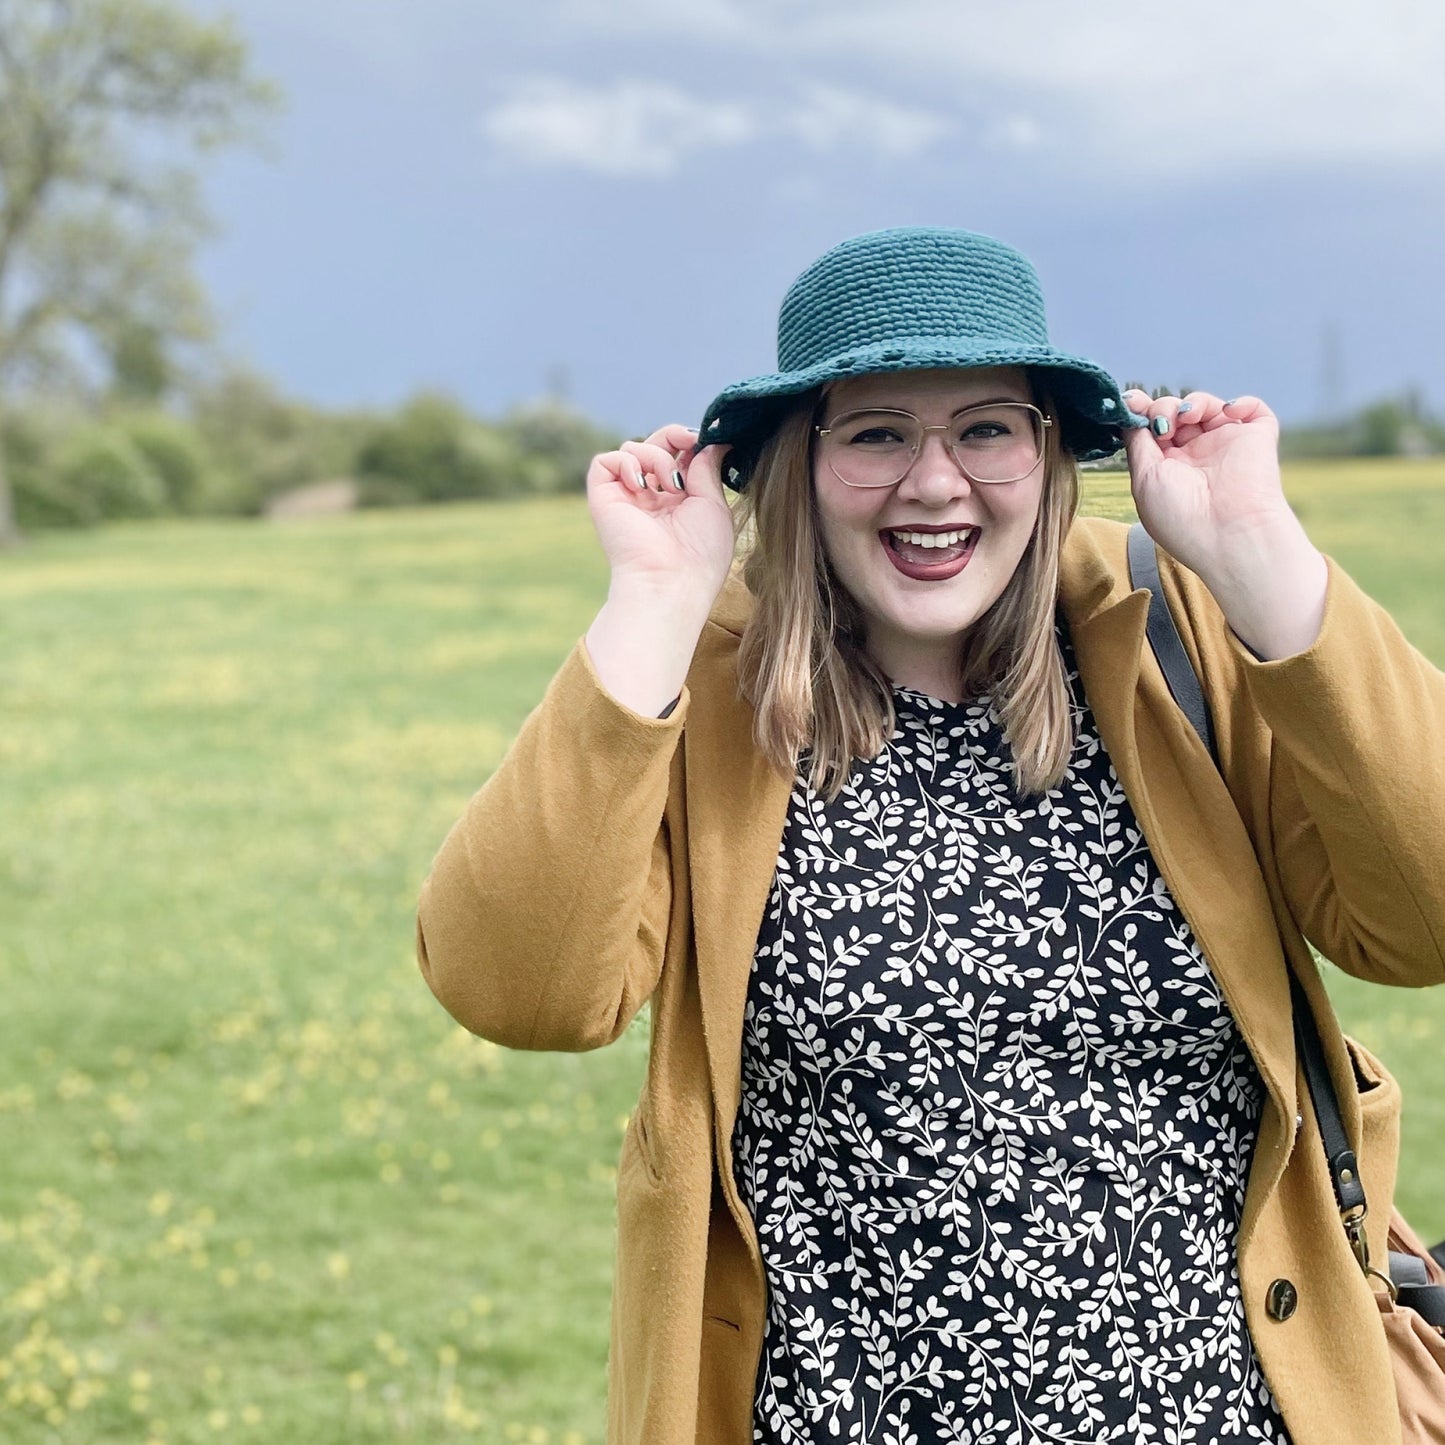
[698,226,1144,489]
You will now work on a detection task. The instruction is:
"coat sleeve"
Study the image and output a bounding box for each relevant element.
[416,637,687,1051]
[1225,558,1445,987]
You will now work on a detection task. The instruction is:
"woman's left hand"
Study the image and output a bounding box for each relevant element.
[1121,390,1286,575]
[1121,389,1329,660]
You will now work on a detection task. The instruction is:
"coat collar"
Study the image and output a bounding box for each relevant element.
[685,526,1296,1155]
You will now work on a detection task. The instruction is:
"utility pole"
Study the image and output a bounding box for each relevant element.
[544,364,572,407]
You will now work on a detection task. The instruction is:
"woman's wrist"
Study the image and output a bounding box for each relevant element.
[583,584,713,719]
[1194,515,1328,662]
[606,568,722,624]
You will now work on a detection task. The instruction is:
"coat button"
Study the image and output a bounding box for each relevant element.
[1266,1279,1298,1321]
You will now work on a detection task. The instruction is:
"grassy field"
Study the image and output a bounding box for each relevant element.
[1,460,1443,1442]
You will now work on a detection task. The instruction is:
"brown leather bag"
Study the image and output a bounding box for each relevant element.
[1381,1212,1445,1445]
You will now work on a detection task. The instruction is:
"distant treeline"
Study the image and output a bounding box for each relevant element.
[3,377,1441,532]
[1278,391,1445,461]
[1123,383,1445,464]
[1,371,621,531]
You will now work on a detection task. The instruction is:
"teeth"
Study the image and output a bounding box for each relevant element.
[889,528,973,549]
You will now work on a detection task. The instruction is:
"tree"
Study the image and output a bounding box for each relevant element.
[355,394,526,505]
[0,0,277,543]
[107,319,172,404]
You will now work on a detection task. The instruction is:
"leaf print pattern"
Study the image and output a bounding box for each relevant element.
[733,637,1290,1444]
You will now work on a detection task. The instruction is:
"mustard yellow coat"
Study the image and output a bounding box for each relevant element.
[417,517,1445,1445]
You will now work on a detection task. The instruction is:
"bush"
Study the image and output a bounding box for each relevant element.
[189,369,374,514]
[1357,401,1408,457]
[56,428,167,519]
[496,401,620,493]
[355,394,526,504]
[12,468,98,529]
[116,412,214,512]
[2,379,633,529]
[1279,422,1358,461]
[4,411,98,529]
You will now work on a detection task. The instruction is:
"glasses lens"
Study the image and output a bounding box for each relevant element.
[949,403,1044,483]
[818,410,924,488]
[820,404,1045,487]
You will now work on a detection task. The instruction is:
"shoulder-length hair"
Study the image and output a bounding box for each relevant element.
[731,381,1080,801]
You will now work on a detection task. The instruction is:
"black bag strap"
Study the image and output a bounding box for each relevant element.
[1125,524,1218,761]
[1124,522,1372,1256]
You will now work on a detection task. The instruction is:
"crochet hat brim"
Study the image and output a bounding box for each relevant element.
[698,339,1145,490]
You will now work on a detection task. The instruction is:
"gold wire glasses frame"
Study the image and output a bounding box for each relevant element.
[814,401,1053,489]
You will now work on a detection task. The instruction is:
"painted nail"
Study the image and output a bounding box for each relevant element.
[1152,416,1170,436]
[1224,398,1240,407]
[636,469,649,490]
[672,470,685,490]
[1177,402,1194,413]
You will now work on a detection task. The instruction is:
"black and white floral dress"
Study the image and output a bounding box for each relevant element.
[732,635,1291,1444]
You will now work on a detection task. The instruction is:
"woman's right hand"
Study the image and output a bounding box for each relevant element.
[586,424,737,612]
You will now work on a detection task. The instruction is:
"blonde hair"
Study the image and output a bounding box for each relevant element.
[732,382,1080,801]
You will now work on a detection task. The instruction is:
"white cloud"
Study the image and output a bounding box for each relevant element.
[882,0,1445,168]
[546,0,1445,170]
[783,84,953,157]
[480,78,756,177]
[481,78,951,175]
[224,0,1445,174]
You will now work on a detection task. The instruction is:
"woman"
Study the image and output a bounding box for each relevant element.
[416,228,1445,1444]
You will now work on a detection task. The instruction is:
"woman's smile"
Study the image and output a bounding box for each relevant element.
[879,522,980,579]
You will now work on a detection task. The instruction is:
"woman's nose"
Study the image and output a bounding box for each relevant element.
[897,431,971,502]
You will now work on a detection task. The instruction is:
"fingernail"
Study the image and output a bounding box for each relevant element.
[672,470,685,490]
[1177,402,1194,413]
[1224,398,1240,407]
[1151,416,1170,436]
[636,470,649,490]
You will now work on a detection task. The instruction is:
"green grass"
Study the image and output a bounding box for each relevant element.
[1,461,1443,1441]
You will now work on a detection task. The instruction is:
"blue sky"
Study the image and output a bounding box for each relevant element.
[194,0,1445,436]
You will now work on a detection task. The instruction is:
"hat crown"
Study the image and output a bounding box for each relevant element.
[777,227,1050,373]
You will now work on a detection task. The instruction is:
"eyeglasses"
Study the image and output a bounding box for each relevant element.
[814,401,1052,489]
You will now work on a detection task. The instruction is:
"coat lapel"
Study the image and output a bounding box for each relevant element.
[684,583,793,1149]
[1061,530,1297,1124]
